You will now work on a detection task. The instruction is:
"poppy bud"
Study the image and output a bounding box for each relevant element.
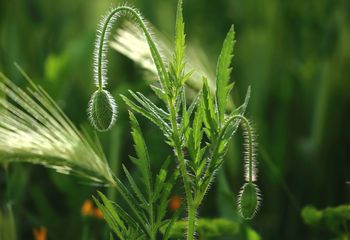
[238,182,261,220]
[88,89,117,131]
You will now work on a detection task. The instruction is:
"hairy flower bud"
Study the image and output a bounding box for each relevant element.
[238,182,261,220]
[88,89,117,131]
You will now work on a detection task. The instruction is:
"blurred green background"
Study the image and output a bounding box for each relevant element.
[1,0,350,239]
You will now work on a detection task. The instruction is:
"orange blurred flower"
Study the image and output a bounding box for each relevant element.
[93,208,104,219]
[33,226,47,240]
[81,199,104,219]
[81,199,94,216]
[169,195,182,212]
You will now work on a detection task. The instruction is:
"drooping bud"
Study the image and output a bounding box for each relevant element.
[88,89,117,131]
[238,182,261,220]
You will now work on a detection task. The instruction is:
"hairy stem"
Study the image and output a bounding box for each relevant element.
[199,114,253,202]
[97,10,113,89]
[96,6,168,90]
[187,203,197,240]
[168,98,196,239]
[243,118,253,183]
[227,115,254,183]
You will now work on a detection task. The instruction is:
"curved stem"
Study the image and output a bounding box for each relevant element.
[199,114,253,202]
[223,115,253,183]
[96,6,168,90]
[226,115,253,183]
[97,11,113,89]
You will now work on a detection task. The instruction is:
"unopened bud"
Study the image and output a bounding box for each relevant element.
[88,89,117,131]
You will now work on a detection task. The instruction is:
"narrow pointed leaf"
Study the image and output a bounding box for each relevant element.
[216,26,235,123]
[129,112,153,197]
[174,0,186,80]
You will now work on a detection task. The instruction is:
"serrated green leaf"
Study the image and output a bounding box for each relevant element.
[192,101,204,150]
[95,192,146,240]
[181,69,194,85]
[93,194,126,240]
[153,157,171,201]
[122,165,148,207]
[216,25,235,124]
[146,34,169,91]
[173,0,186,81]
[129,112,153,198]
[162,208,182,240]
[115,178,149,231]
[202,78,218,135]
[156,168,180,223]
[133,91,170,119]
[187,91,202,117]
[121,94,171,137]
[180,87,189,134]
[111,202,145,235]
[150,84,167,102]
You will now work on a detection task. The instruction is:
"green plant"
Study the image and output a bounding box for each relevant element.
[0,1,261,239]
[302,204,350,240]
[88,0,261,239]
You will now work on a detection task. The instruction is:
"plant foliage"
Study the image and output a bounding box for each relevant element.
[89,0,261,239]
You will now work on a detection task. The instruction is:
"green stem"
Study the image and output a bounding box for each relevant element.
[187,203,197,240]
[199,114,252,202]
[244,118,253,183]
[150,230,156,240]
[222,115,253,184]
[81,219,89,240]
[168,98,196,239]
[227,115,254,183]
[96,6,168,90]
[149,194,155,240]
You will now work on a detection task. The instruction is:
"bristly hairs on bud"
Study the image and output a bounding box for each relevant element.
[232,115,261,220]
[88,89,117,132]
[89,4,168,131]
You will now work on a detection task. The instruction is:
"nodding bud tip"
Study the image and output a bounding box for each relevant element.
[88,89,117,132]
[238,182,261,220]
